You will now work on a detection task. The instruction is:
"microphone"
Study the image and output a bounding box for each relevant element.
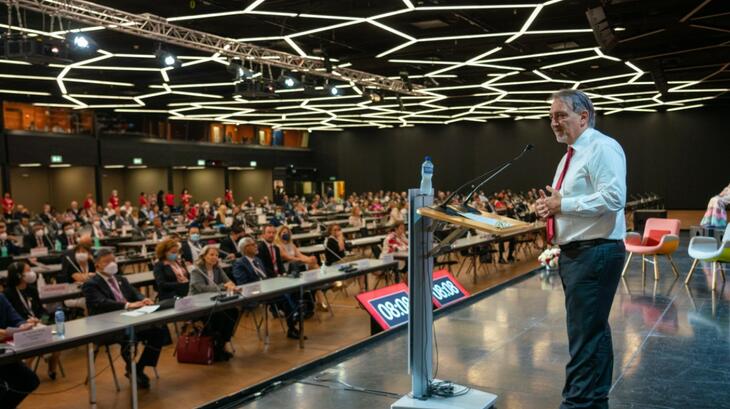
[440,144,535,215]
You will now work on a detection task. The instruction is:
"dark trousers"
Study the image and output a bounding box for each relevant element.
[121,326,167,372]
[205,308,240,351]
[558,240,625,409]
[0,361,40,409]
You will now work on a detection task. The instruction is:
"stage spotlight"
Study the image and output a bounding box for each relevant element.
[277,71,298,88]
[228,60,256,81]
[368,90,383,103]
[324,82,339,96]
[155,47,180,68]
[66,33,97,54]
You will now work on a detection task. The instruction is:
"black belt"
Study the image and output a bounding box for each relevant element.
[559,238,621,251]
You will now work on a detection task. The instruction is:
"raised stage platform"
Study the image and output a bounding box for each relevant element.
[210,232,730,409]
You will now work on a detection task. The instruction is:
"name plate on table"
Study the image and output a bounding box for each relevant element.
[257,215,268,225]
[355,259,371,269]
[240,282,261,296]
[174,297,195,311]
[38,283,70,298]
[301,270,319,282]
[356,283,410,330]
[381,254,394,263]
[431,270,470,308]
[13,325,53,348]
[30,247,49,257]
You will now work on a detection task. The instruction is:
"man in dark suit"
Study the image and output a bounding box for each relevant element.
[23,223,55,252]
[58,222,78,250]
[180,225,202,264]
[82,249,166,389]
[257,224,285,278]
[12,216,31,237]
[232,237,303,339]
[219,225,244,261]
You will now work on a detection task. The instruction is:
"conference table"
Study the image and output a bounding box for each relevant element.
[299,234,388,256]
[0,258,397,409]
[116,233,226,249]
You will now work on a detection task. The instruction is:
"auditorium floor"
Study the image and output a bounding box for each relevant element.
[23,251,540,409]
[238,231,730,409]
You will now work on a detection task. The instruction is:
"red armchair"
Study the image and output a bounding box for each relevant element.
[622,218,681,280]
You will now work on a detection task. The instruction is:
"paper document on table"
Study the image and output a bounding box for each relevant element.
[459,212,513,229]
[121,305,160,317]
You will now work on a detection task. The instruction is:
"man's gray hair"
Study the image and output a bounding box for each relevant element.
[552,89,595,128]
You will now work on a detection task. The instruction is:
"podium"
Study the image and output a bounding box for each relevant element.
[391,190,525,409]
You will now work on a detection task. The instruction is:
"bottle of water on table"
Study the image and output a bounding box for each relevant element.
[420,156,434,195]
[55,307,65,337]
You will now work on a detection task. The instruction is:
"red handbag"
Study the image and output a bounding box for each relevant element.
[176,323,214,365]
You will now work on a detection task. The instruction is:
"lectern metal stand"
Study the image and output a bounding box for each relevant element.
[391,189,497,409]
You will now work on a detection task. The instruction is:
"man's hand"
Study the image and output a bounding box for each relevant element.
[537,186,562,219]
[127,301,146,309]
[141,298,154,306]
[18,322,36,331]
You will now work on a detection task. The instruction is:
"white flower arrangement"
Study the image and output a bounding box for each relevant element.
[538,247,561,269]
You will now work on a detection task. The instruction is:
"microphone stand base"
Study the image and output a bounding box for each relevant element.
[391,383,497,409]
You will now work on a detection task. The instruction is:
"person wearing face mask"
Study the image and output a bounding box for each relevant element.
[13,216,31,237]
[90,215,109,239]
[3,261,62,380]
[58,222,77,250]
[180,225,202,264]
[0,222,22,257]
[82,249,165,389]
[275,225,318,270]
[153,239,189,301]
[59,242,95,312]
[23,222,54,253]
[0,292,40,407]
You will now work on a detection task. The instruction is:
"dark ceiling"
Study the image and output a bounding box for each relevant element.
[0,0,728,130]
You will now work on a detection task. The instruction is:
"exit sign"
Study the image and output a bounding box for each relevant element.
[197,159,205,166]
[133,158,143,165]
[50,155,63,163]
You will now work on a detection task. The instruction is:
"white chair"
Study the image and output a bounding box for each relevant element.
[686,227,730,290]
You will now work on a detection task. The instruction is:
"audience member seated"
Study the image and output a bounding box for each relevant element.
[90,214,109,239]
[82,249,165,389]
[701,182,730,229]
[386,201,404,225]
[382,221,408,255]
[3,261,61,380]
[23,222,54,252]
[39,203,54,223]
[349,206,364,227]
[257,225,285,277]
[149,217,167,240]
[275,225,318,270]
[2,192,14,219]
[188,246,240,361]
[0,293,41,407]
[153,239,190,301]
[219,224,244,260]
[13,216,31,237]
[231,237,304,339]
[58,222,78,250]
[323,224,347,266]
[0,222,23,256]
[180,225,203,264]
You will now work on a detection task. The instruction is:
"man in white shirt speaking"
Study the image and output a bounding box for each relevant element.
[537,89,626,409]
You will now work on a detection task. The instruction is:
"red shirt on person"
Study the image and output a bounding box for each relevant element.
[181,193,192,206]
[2,197,14,215]
[139,194,148,207]
[225,191,233,203]
[165,193,175,207]
[83,197,94,210]
[108,195,120,209]
[186,206,198,221]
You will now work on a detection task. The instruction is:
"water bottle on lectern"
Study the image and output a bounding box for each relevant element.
[420,156,434,195]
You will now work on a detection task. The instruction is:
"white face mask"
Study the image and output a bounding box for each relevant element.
[75,252,89,263]
[23,270,37,284]
[35,230,44,237]
[93,220,101,226]
[102,262,118,276]
[66,229,75,236]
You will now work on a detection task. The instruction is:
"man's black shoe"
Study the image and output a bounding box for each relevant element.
[287,329,308,340]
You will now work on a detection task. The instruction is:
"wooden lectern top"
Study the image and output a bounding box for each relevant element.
[418,205,530,235]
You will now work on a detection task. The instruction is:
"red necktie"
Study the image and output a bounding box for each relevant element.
[547,147,574,244]
[269,244,278,274]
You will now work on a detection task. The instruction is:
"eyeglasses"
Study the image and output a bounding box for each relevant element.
[547,112,570,122]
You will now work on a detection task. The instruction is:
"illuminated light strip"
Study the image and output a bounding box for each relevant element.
[366,19,416,41]
[594,48,621,62]
[50,26,107,35]
[167,9,248,22]
[667,104,705,112]
[290,20,364,38]
[580,73,636,83]
[420,32,514,42]
[0,59,31,66]
[245,0,266,12]
[111,53,155,58]
[376,40,416,58]
[62,94,88,108]
[402,0,415,8]
[150,82,235,89]
[236,36,285,42]
[481,48,596,63]
[161,69,171,82]
[541,55,601,69]
[426,47,503,77]
[415,5,539,10]
[60,65,162,71]
[0,23,62,38]
[68,94,135,99]
[506,4,544,43]
[244,10,298,17]
[284,38,308,57]
[0,89,51,96]
[115,109,170,113]
[668,88,729,92]
[32,103,77,107]
[84,104,144,108]
[63,78,134,86]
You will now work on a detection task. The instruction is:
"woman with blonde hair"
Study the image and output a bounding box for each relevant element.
[188,246,239,361]
[275,225,319,270]
[152,239,189,301]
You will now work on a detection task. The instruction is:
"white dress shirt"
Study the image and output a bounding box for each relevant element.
[553,127,626,245]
